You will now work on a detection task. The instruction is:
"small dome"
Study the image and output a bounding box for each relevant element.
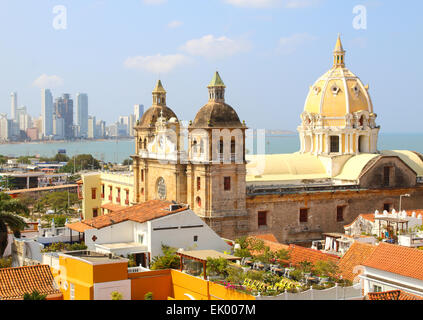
[139,106,178,128]
[191,102,242,128]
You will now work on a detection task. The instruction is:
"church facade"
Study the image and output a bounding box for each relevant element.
[81,36,423,244]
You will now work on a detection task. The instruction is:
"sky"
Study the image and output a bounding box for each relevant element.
[0,0,421,133]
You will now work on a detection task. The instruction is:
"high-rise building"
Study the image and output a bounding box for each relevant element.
[41,89,54,137]
[55,94,74,139]
[134,104,144,122]
[88,116,96,139]
[53,115,65,140]
[33,116,43,140]
[10,92,17,121]
[97,120,106,138]
[16,106,31,132]
[76,93,88,138]
[129,114,135,137]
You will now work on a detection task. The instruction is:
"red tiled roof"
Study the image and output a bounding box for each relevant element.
[367,290,423,300]
[251,233,279,243]
[101,202,126,212]
[338,242,377,281]
[0,265,62,300]
[362,242,423,281]
[67,200,188,232]
[288,244,340,266]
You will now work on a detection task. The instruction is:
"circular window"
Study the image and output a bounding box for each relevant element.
[156,177,166,200]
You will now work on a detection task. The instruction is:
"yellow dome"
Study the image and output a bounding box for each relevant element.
[303,36,373,121]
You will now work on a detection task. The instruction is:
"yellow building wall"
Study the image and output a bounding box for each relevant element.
[82,173,102,220]
[93,263,128,283]
[171,270,210,300]
[58,256,95,300]
[209,282,256,301]
[129,270,174,300]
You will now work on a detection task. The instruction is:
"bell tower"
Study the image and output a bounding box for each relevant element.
[187,72,249,239]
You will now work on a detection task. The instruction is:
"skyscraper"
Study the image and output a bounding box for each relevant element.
[88,116,96,139]
[54,94,74,139]
[76,93,88,138]
[10,92,17,121]
[134,104,144,122]
[41,89,53,137]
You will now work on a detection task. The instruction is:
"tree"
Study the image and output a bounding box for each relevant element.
[313,260,339,279]
[23,290,47,300]
[60,154,100,173]
[275,249,290,266]
[122,158,133,166]
[206,257,229,277]
[150,245,180,270]
[0,193,29,257]
[36,191,80,214]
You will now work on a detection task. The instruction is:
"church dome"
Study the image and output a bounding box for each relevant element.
[191,72,243,129]
[303,35,373,120]
[138,80,179,128]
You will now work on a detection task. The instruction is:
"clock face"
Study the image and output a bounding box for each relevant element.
[157,177,166,200]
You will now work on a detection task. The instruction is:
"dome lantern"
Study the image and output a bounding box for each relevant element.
[333,34,346,68]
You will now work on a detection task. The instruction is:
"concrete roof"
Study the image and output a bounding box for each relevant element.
[176,250,240,262]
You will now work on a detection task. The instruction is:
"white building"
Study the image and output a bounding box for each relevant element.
[10,92,17,121]
[76,93,89,138]
[360,242,423,298]
[0,114,10,141]
[67,200,231,267]
[42,89,54,137]
[88,116,97,139]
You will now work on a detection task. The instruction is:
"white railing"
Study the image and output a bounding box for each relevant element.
[128,265,150,274]
[256,283,362,301]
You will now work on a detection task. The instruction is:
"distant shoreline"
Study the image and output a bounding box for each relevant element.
[0,138,133,146]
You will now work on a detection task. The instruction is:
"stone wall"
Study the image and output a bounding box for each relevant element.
[246,186,423,244]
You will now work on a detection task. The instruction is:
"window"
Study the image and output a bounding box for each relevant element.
[141,170,144,182]
[258,211,267,227]
[330,136,339,153]
[383,203,391,212]
[194,236,198,242]
[116,188,121,203]
[93,208,98,218]
[125,190,130,205]
[70,283,75,300]
[224,177,231,191]
[373,285,382,293]
[219,138,224,155]
[197,177,201,191]
[300,209,308,223]
[138,234,144,244]
[383,166,392,187]
[196,197,202,208]
[101,185,105,199]
[91,188,96,200]
[109,186,113,201]
[337,206,345,222]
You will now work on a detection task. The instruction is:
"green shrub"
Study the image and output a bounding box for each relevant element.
[111,291,123,300]
[144,292,153,300]
[23,290,47,300]
[0,257,12,269]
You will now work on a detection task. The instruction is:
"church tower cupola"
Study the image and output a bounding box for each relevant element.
[208,71,226,103]
[333,34,346,68]
[152,80,167,106]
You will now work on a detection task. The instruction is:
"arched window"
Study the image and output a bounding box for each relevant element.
[196,197,202,208]
[219,138,224,155]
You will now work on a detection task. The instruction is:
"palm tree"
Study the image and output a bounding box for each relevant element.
[0,193,29,257]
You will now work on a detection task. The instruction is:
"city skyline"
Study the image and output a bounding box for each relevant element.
[0,1,421,133]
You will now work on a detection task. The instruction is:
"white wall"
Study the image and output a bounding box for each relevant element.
[149,210,231,258]
[93,279,131,300]
[362,266,423,297]
[84,220,134,250]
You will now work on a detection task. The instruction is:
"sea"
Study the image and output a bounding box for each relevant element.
[0,133,421,164]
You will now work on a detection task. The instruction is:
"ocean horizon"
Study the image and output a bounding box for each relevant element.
[0,132,421,164]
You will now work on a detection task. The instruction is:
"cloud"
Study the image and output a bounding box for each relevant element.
[124,54,190,73]
[277,33,317,54]
[168,20,183,28]
[224,0,321,8]
[180,35,251,59]
[32,74,64,88]
[142,0,167,4]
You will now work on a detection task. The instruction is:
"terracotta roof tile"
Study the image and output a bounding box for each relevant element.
[0,265,62,300]
[362,242,423,281]
[367,290,423,300]
[288,244,340,266]
[338,242,377,281]
[68,200,187,231]
[101,202,126,212]
[249,233,279,243]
